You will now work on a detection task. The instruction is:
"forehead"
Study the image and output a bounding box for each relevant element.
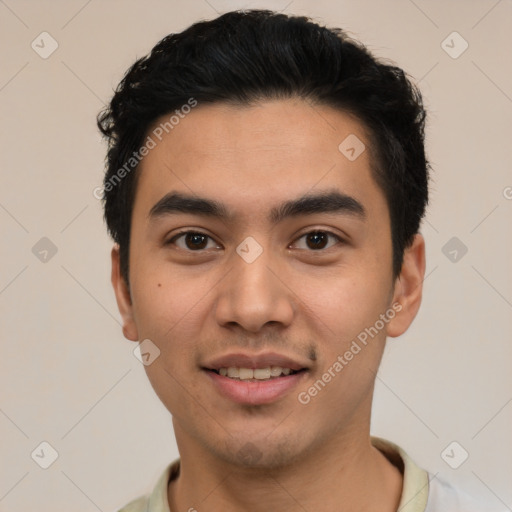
[133,98,386,223]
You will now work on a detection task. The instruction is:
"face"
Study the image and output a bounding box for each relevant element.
[112,98,425,469]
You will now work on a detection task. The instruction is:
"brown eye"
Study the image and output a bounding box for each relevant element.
[292,230,342,251]
[168,231,218,251]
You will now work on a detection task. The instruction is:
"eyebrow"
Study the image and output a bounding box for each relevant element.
[148,189,366,224]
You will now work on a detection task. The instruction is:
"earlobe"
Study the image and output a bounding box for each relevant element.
[111,245,139,342]
[387,233,426,338]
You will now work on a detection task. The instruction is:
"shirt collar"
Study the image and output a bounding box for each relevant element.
[145,437,430,512]
[372,436,430,511]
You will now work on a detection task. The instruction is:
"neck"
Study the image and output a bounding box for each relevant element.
[168,426,403,512]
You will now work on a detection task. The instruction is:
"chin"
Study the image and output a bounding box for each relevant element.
[214,432,307,470]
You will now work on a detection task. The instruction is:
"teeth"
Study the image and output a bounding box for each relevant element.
[227,367,239,378]
[253,368,271,380]
[217,366,295,380]
[270,366,283,377]
[238,368,254,380]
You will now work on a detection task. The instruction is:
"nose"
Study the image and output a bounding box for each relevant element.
[214,245,295,333]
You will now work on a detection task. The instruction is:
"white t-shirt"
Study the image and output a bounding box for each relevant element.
[425,477,506,512]
[117,437,507,511]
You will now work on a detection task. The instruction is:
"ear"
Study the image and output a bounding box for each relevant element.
[387,233,426,338]
[111,245,139,341]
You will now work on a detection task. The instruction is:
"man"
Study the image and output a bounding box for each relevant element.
[97,9,504,512]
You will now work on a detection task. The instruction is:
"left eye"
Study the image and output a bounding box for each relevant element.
[291,231,342,251]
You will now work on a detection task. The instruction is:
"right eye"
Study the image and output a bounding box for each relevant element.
[166,230,221,251]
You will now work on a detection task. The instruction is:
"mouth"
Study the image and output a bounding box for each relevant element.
[207,366,304,381]
[202,353,310,405]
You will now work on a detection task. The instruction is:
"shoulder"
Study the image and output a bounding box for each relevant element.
[117,495,148,512]
[371,437,507,512]
[426,475,509,512]
[115,459,180,512]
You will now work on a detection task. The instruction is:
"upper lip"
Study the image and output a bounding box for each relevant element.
[203,352,309,372]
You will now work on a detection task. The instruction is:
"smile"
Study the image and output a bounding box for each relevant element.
[214,366,297,381]
[204,367,308,405]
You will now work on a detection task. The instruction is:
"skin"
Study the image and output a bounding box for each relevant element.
[111,98,426,512]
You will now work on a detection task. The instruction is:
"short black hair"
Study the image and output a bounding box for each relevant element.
[97,9,429,284]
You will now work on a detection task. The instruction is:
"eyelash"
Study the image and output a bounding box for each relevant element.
[166,229,344,252]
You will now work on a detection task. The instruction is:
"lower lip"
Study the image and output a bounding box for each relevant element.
[205,370,307,405]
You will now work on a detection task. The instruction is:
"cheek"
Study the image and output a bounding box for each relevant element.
[297,267,391,344]
[129,267,218,407]
[130,259,213,338]
[132,273,208,413]
[295,274,390,422]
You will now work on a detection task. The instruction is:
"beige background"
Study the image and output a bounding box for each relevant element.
[1,0,511,510]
